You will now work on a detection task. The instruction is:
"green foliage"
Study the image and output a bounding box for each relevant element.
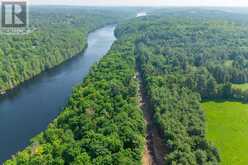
[4,36,145,164]
[6,8,248,164]
[0,7,136,94]
[115,13,233,164]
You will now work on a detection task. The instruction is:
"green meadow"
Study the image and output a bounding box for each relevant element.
[202,101,248,165]
[232,83,248,91]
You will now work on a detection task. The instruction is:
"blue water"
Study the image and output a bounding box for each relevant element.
[0,25,116,163]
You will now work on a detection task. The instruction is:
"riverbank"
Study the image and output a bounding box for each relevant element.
[0,23,119,97]
[0,26,116,163]
[3,25,146,165]
[0,44,87,97]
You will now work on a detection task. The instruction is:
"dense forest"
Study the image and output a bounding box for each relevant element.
[4,33,146,164]
[115,16,219,164]
[0,7,136,94]
[115,10,248,164]
[5,8,248,164]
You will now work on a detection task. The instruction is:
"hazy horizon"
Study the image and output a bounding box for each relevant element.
[26,0,248,7]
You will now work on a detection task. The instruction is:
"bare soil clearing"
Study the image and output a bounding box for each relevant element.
[136,63,166,165]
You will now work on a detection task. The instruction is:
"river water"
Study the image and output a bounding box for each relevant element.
[0,25,116,163]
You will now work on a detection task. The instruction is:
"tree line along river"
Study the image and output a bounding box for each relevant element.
[0,25,116,163]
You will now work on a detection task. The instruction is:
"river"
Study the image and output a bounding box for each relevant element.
[136,12,147,17]
[0,25,116,163]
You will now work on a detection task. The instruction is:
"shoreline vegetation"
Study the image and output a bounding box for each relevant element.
[0,7,137,96]
[0,45,87,96]
[4,31,146,165]
[0,24,117,96]
[3,7,248,164]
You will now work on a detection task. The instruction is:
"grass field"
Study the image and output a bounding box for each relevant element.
[232,83,248,91]
[202,101,248,165]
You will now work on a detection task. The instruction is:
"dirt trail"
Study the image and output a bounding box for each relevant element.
[136,64,167,165]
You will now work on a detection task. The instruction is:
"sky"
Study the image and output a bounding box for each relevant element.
[28,0,248,7]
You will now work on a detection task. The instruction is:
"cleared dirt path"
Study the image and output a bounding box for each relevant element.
[136,63,167,165]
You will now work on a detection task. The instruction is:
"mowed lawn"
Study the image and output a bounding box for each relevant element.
[232,83,248,91]
[202,101,248,165]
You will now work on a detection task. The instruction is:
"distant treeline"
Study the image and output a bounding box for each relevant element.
[5,8,248,165]
[0,7,136,94]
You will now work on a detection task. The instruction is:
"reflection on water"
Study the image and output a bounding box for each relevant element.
[0,25,116,163]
